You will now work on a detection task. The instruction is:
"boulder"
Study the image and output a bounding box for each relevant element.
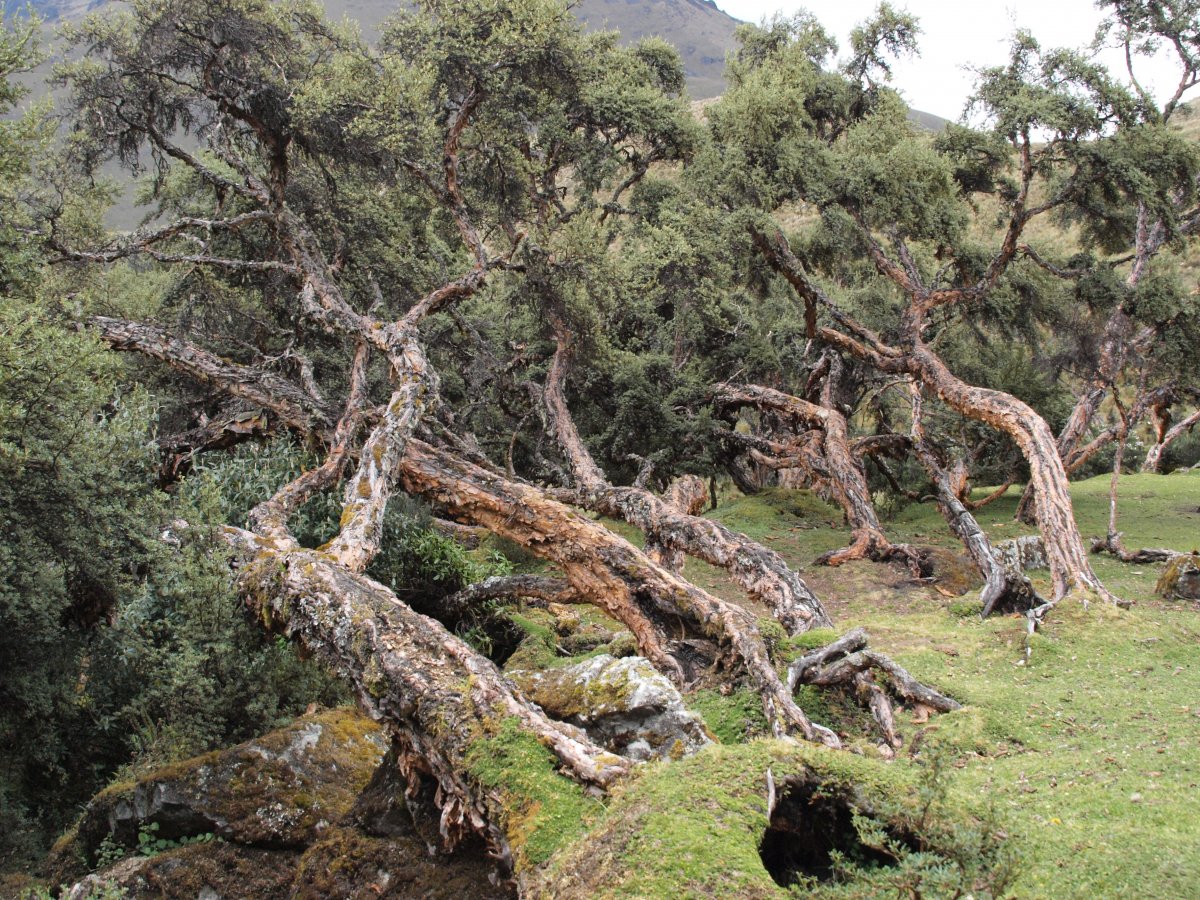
[1156,553,1200,601]
[992,535,1048,575]
[509,655,712,761]
[45,708,511,899]
[70,708,388,860]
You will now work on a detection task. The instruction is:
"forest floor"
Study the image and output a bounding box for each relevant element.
[25,473,1198,899]
[543,469,1200,897]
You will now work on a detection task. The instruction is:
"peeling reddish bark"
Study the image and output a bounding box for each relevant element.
[1142,407,1200,473]
[399,439,839,745]
[541,324,833,633]
[909,386,1041,617]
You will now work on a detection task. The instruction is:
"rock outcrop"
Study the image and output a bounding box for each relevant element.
[42,709,510,899]
[993,535,1049,576]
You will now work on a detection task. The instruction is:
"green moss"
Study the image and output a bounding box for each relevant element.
[536,741,939,898]
[756,617,787,655]
[502,610,561,671]
[779,627,839,655]
[688,688,769,744]
[533,472,1200,897]
[465,717,605,872]
[947,597,985,618]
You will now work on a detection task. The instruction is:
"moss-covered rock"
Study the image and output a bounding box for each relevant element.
[58,844,298,899]
[509,655,711,761]
[1155,552,1200,600]
[62,708,386,866]
[42,708,511,899]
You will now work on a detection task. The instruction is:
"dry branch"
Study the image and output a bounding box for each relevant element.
[786,627,960,748]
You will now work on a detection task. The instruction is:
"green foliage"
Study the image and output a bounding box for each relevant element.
[134,821,217,859]
[0,302,162,867]
[807,747,1016,898]
[0,15,49,297]
[183,437,514,650]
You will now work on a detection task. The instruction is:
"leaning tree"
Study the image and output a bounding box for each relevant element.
[688,6,1197,612]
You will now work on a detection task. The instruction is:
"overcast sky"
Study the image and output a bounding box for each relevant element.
[712,0,1194,119]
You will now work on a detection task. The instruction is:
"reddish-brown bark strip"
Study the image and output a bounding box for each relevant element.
[399,439,839,745]
[909,386,1041,617]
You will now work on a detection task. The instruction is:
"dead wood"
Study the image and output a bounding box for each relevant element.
[786,627,960,748]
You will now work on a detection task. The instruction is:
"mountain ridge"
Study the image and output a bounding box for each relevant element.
[7,0,950,124]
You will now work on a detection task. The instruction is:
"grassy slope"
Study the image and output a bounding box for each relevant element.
[648,475,1200,897]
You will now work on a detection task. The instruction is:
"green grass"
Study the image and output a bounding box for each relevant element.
[539,470,1200,897]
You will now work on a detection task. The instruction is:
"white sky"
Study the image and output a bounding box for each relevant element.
[713,0,1196,119]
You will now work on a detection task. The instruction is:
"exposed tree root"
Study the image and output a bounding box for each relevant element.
[787,628,960,750]
[1090,536,1179,565]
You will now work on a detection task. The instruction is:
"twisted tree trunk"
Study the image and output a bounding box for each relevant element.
[714,382,923,573]
[909,386,1041,617]
[905,342,1117,604]
[400,439,839,745]
[1142,407,1200,473]
[644,475,709,572]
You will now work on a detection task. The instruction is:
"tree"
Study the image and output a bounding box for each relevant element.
[43,0,968,880]
[689,5,1193,609]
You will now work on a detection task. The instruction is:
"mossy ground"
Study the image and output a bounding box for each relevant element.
[33,474,1199,898]
[535,470,1200,897]
[465,718,607,873]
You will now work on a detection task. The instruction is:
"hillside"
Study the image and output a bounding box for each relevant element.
[314,0,741,100]
[9,0,951,117]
